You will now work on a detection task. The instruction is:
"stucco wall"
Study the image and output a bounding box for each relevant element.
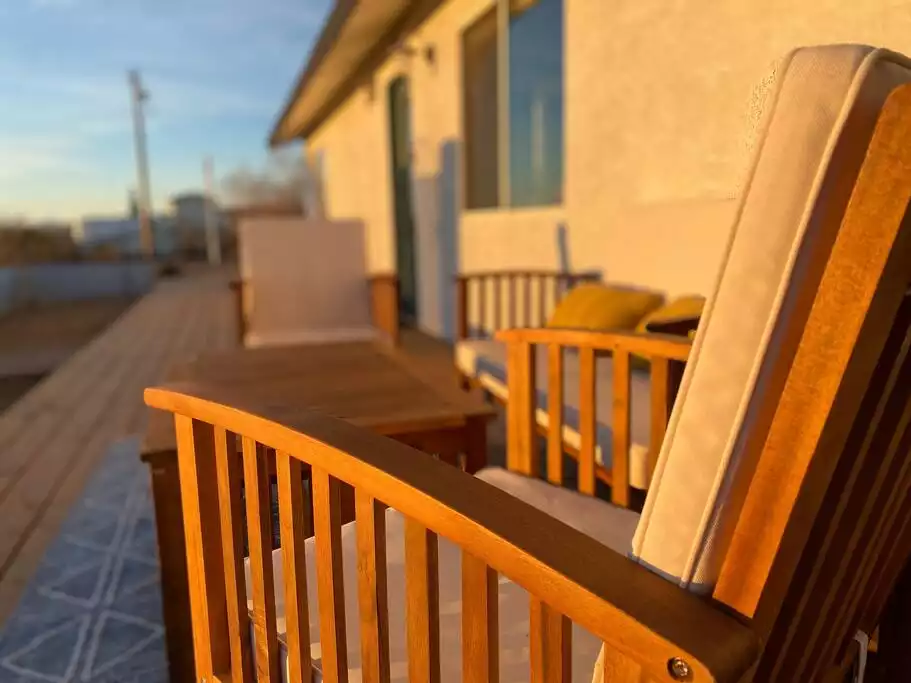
[305,0,911,337]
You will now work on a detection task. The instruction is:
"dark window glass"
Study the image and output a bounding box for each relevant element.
[508,0,564,207]
[463,8,500,209]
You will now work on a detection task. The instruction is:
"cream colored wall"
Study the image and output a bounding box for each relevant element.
[563,0,911,298]
[306,84,395,274]
[306,0,911,337]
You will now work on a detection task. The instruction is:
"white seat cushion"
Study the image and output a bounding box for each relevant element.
[246,326,379,348]
[246,467,639,683]
[633,45,911,591]
[456,338,653,488]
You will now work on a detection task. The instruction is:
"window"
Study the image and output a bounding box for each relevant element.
[462,0,564,209]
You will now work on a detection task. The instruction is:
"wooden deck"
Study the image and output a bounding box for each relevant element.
[0,266,237,625]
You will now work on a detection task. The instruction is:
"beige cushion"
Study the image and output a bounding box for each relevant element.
[239,218,373,348]
[632,45,911,591]
[456,339,653,488]
[246,467,638,683]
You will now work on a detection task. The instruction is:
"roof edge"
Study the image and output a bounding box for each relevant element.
[268,0,359,147]
[268,0,446,147]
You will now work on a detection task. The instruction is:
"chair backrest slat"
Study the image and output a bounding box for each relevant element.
[508,274,517,328]
[546,344,564,486]
[214,427,254,682]
[462,552,499,683]
[493,275,502,330]
[577,346,597,495]
[506,341,537,475]
[354,491,391,683]
[312,467,349,683]
[610,350,631,506]
[242,437,280,682]
[524,275,532,327]
[538,278,548,325]
[174,415,231,678]
[478,276,488,336]
[276,449,314,683]
[529,599,572,683]
[404,519,441,683]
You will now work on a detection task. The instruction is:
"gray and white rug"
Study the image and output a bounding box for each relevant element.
[0,437,168,683]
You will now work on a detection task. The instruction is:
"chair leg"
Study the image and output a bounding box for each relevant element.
[464,417,489,474]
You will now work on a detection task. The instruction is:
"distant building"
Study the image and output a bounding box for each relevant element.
[171,192,227,257]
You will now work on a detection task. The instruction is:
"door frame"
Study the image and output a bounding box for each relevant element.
[388,75,419,327]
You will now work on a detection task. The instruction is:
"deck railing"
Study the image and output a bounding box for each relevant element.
[145,382,755,683]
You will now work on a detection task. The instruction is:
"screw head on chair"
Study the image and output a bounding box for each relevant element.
[667,657,692,681]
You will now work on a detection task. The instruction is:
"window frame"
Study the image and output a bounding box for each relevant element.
[460,0,565,211]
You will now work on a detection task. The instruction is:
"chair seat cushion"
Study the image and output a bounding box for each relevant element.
[245,467,640,682]
[456,339,653,488]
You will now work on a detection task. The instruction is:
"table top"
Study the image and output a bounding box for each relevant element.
[143,341,495,457]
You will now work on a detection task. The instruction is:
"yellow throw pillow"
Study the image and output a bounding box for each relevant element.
[635,295,706,334]
[547,283,664,330]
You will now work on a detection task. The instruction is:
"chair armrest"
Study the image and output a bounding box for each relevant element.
[146,381,756,682]
[496,326,692,361]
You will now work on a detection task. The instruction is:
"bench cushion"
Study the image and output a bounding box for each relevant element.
[246,467,639,682]
[546,283,664,330]
[456,338,653,489]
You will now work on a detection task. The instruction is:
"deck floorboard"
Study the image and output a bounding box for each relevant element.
[0,267,237,625]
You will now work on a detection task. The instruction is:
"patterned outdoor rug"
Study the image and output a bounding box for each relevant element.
[0,437,168,683]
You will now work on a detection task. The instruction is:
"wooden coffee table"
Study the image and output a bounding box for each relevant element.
[141,341,495,682]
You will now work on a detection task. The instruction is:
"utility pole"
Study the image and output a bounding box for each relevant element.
[203,156,222,265]
[128,69,155,258]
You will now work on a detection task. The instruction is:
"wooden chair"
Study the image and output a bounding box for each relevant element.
[234,216,401,347]
[145,45,911,682]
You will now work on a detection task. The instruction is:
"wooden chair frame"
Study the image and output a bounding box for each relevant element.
[457,269,690,497]
[497,327,689,508]
[147,84,911,682]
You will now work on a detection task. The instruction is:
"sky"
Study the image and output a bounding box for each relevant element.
[0,0,332,221]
